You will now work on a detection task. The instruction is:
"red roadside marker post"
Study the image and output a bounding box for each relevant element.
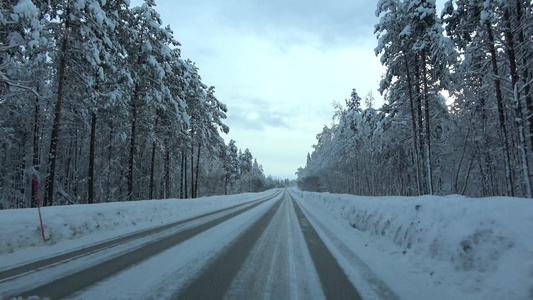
[33,174,46,242]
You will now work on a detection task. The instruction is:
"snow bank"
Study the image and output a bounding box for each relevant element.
[0,191,274,256]
[291,190,533,299]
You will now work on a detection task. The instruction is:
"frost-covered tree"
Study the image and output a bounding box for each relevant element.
[239,148,253,174]
[223,139,240,195]
[122,0,183,201]
[364,90,375,109]
[0,0,270,209]
[0,0,48,207]
[375,0,454,195]
[375,0,426,194]
[298,0,533,198]
[442,0,533,197]
[346,88,362,113]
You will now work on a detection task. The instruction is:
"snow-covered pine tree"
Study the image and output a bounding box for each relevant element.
[0,0,49,208]
[39,0,129,205]
[224,140,240,195]
[123,0,180,201]
[375,0,425,194]
[364,90,375,109]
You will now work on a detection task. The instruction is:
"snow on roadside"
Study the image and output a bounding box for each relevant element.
[0,190,275,263]
[290,189,533,300]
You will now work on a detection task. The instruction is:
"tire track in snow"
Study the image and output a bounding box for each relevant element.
[223,190,323,299]
[290,191,400,299]
[177,189,362,299]
[174,194,284,299]
[291,195,363,300]
[0,190,280,283]
[4,191,282,299]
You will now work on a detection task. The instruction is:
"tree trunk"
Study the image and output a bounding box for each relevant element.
[190,141,194,198]
[460,155,475,196]
[45,11,70,206]
[404,54,422,195]
[149,115,160,200]
[454,128,471,194]
[224,174,228,196]
[487,21,514,196]
[180,150,184,199]
[479,96,494,197]
[19,133,27,207]
[194,142,201,198]
[421,49,433,195]
[73,128,79,202]
[88,111,96,204]
[414,54,427,194]
[164,138,170,199]
[107,120,113,202]
[128,83,139,201]
[515,0,533,151]
[31,96,40,208]
[504,7,532,197]
[149,140,156,199]
[184,149,188,198]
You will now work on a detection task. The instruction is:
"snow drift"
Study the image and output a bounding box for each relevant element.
[0,191,273,257]
[290,190,533,299]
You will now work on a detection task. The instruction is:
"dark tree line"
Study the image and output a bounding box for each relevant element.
[0,0,270,209]
[298,0,533,198]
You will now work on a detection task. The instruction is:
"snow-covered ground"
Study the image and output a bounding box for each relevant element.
[290,189,533,300]
[1,189,532,299]
[0,190,275,268]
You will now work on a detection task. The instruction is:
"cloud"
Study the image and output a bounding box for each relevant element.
[150,0,379,52]
[225,96,290,131]
[212,0,378,49]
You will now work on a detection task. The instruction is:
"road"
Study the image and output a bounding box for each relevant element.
[1,190,370,299]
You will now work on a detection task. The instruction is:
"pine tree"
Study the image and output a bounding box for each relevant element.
[224,140,240,195]
[364,90,375,109]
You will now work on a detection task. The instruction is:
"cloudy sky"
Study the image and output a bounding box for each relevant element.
[131,0,387,179]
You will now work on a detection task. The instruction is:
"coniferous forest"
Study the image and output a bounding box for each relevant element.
[0,0,274,209]
[297,0,533,198]
[2,0,533,209]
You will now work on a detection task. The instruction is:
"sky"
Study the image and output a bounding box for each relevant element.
[131,0,387,179]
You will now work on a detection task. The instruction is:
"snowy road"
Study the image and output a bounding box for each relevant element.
[1,190,368,299]
[3,190,530,299]
[179,191,360,299]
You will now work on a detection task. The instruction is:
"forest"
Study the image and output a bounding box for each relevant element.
[0,0,280,209]
[297,0,533,198]
[2,0,533,209]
